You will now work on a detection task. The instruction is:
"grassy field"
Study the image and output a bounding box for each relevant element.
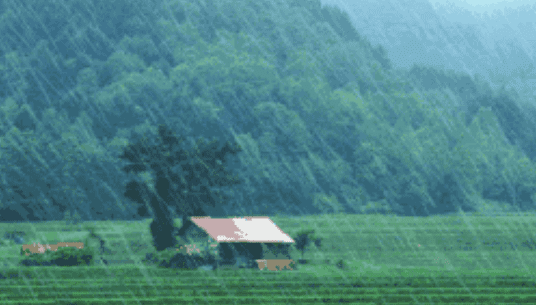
[1,213,536,304]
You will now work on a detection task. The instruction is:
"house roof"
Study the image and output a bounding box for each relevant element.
[190,216,295,243]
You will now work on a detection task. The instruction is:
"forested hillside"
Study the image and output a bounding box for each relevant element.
[322,0,536,105]
[1,0,535,222]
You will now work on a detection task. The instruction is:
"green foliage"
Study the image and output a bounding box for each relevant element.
[0,52,30,101]
[312,193,344,214]
[118,35,162,65]
[314,237,322,249]
[407,65,480,101]
[293,229,321,260]
[120,124,242,215]
[1,0,536,225]
[63,210,72,225]
[320,4,362,43]
[143,247,217,270]
[264,242,293,260]
[2,231,25,245]
[98,51,147,86]
[448,107,536,210]
[74,68,99,100]
[120,124,242,250]
[253,102,311,155]
[19,242,95,267]
[72,210,82,225]
[63,209,82,229]
[360,200,394,215]
[335,258,347,270]
[85,226,109,256]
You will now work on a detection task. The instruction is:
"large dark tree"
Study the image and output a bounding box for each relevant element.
[119,124,242,251]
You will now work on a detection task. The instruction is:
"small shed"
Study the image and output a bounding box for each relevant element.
[184,216,295,268]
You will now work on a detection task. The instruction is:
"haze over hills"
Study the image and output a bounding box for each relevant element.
[321,0,536,104]
[428,0,536,16]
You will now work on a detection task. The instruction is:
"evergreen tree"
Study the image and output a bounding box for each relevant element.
[119,124,242,251]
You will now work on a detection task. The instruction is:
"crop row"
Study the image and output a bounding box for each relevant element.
[2,286,536,298]
[2,273,535,288]
[5,264,535,278]
[2,278,536,289]
[1,294,536,304]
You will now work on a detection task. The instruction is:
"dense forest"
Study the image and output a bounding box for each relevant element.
[1,0,536,223]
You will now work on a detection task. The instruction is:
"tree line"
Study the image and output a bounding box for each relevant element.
[1,0,536,225]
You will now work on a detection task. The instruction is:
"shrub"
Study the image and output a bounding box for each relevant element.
[0,270,15,280]
[62,210,83,231]
[0,269,33,280]
[160,252,206,270]
[265,242,292,259]
[314,237,322,249]
[143,252,159,265]
[294,229,322,260]
[233,254,258,269]
[63,210,72,225]
[19,241,96,267]
[143,246,218,270]
[0,238,13,247]
[335,259,347,270]
[130,240,147,252]
[72,210,82,225]
[150,218,177,251]
[4,231,25,244]
[86,226,109,255]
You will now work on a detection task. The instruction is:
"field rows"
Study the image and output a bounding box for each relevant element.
[2,215,536,304]
[3,267,536,286]
[3,286,536,297]
[1,294,536,304]
[3,269,536,303]
[2,278,536,288]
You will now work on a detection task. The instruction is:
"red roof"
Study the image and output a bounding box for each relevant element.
[190,216,295,243]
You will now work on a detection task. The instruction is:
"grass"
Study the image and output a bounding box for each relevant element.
[1,214,536,304]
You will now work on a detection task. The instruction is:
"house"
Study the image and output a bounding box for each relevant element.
[182,216,295,270]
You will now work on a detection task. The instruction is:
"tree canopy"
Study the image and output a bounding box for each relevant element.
[118,124,242,250]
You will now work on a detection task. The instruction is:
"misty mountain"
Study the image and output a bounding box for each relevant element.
[321,0,536,102]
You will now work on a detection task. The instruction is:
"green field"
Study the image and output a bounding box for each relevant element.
[1,214,536,304]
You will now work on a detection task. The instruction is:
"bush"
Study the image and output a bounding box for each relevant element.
[294,229,322,260]
[72,210,82,225]
[19,239,96,267]
[0,238,13,247]
[150,218,177,251]
[335,259,347,270]
[0,270,17,280]
[62,210,83,231]
[288,260,298,270]
[3,231,25,244]
[314,237,322,249]
[160,252,206,270]
[233,254,258,269]
[0,269,33,280]
[143,252,159,265]
[86,226,109,255]
[265,242,292,259]
[143,247,218,270]
[63,210,72,225]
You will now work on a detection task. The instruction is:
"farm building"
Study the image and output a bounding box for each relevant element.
[181,216,295,269]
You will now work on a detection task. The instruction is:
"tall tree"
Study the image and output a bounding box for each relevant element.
[119,124,242,251]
